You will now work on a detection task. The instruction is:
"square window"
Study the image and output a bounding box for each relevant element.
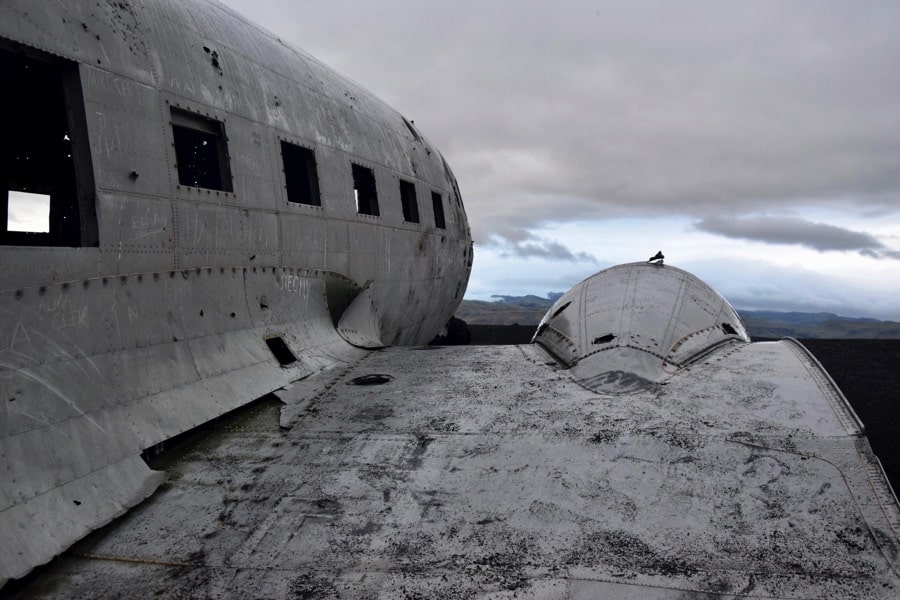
[1,42,96,246]
[281,141,320,205]
[431,192,446,229]
[171,108,232,191]
[352,163,379,216]
[399,179,419,223]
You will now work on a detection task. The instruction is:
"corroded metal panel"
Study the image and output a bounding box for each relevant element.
[81,69,169,197]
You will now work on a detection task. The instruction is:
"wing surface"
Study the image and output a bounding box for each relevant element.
[6,339,898,598]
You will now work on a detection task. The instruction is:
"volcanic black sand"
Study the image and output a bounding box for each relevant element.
[469,326,900,495]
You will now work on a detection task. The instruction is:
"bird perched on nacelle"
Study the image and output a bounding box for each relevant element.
[648,251,664,265]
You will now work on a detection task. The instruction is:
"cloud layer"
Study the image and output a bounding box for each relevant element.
[224,0,900,233]
[696,216,900,259]
[485,231,598,263]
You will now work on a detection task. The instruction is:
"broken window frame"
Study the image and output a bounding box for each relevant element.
[170,107,233,192]
[431,191,446,229]
[351,163,379,216]
[280,140,321,206]
[399,179,419,223]
[0,40,97,247]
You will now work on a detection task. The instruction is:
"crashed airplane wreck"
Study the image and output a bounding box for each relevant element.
[2,0,899,597]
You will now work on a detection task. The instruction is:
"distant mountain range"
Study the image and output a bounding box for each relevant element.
[457,296,900,339]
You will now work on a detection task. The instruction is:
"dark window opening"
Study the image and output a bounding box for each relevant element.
[265,336,297,366]
[593,334,616,345]
[280,141,320,206]
[431,191,445,229]
[0,41,97,247]
[551,301,571,319]
[399,179,419,223]
[721,323,737,335]
[171,107,232,191]
[352,163,379,216]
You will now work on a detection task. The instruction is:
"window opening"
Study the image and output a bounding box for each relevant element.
[399,179,419,223]
[593,333,616,345]
[1,41,97,246]
[721,323,737,335]
[171,107,232,191]
[551,301,571,319]
[431,191,445,229]
[280,141,320,206]
[265,336,297,366]
[352,163,379,216]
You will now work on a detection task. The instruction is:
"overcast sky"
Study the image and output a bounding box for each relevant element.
[220,0,900,320]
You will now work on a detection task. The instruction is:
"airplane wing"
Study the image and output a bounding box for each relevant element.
[7,264,899,598]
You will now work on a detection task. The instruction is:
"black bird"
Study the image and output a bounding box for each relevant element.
[648,251,664,264]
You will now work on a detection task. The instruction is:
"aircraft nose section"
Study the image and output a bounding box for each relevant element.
[532,262,749,393]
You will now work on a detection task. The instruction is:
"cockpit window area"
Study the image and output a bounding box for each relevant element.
[171,107,232,192]
[352,163,379,216]
[0,40,97,246]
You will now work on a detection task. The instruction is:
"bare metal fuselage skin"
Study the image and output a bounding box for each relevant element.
[0,0,471,583]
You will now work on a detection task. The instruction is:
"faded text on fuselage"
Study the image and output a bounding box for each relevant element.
[281,274,310,299]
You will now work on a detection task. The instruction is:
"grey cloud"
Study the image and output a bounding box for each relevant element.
[695,216,900,259]
[860,248,900,261]
[486,231,597,263]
